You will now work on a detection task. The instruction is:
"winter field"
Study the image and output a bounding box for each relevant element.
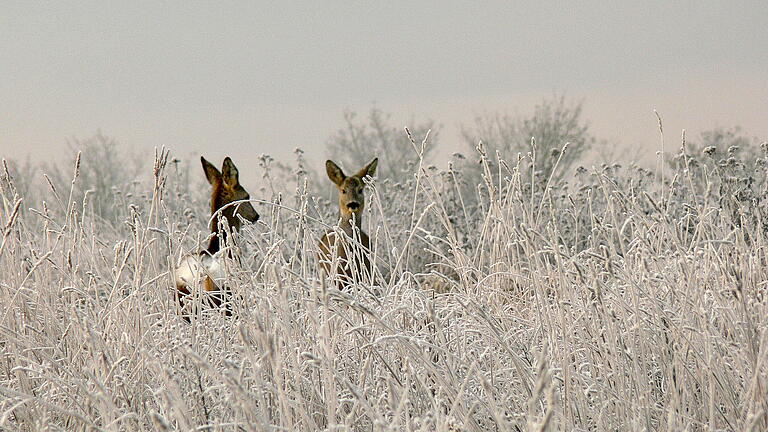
[1,122,767,431]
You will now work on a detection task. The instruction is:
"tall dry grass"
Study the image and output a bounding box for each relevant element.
[0,131,766,431]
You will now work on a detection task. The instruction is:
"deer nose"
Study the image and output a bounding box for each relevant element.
[346,202,360,211]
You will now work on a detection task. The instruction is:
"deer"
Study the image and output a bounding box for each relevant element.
[173,156,259,319]
[318,158,378,290]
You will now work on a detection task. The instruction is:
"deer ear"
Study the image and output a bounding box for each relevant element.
[355,158,378,180]
[201,156,221,185]
[326,160,346,186]
[221,157,240,186]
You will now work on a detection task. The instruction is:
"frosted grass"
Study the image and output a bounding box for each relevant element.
[0,136,766,431]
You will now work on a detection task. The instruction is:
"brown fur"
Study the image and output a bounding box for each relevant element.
[200,156,258,234]
[318,158,378,289]
[174,156,259,319]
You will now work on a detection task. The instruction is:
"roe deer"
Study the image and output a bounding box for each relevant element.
[173,156,259,319]
[318,158,378,290]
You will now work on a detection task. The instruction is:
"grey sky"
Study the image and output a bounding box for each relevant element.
[2,1,767,186]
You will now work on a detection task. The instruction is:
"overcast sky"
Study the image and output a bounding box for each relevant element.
[2,1,767,185]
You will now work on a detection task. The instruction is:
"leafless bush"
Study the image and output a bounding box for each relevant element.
[326,108,439,182]
[460,95,598,191]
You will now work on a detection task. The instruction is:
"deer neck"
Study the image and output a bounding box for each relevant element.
[204,234,221,255]
[205,204,234,256]
[339,210,363,231]
[204,219,228,255]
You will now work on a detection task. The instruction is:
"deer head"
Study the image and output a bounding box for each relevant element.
[201,156,259,231]
[325,158,378,225]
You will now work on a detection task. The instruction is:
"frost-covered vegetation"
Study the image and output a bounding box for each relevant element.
[1,115,767,431]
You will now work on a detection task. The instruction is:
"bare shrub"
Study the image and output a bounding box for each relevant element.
[461,95,597,188]
[326,108,439,182]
